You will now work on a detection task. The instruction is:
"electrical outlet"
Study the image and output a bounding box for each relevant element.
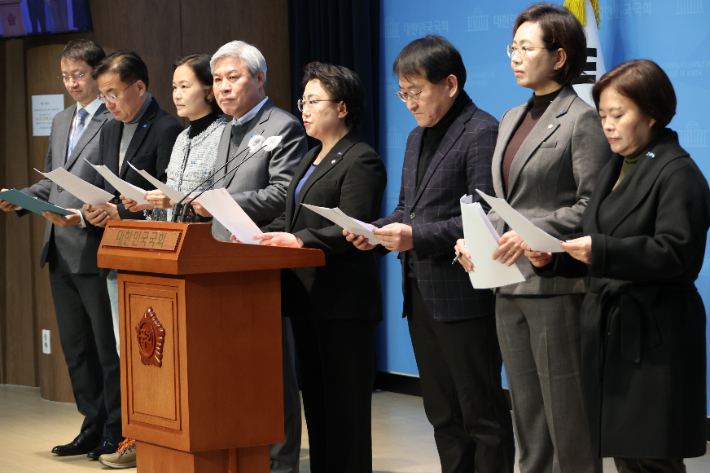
[42,329,51,354]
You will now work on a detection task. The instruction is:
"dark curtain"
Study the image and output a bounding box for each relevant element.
[288,0,381,151]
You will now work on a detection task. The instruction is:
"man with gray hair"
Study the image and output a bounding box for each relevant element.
[192,40,307,473]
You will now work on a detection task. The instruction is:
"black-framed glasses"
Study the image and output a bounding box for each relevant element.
[98,81,137,104]
[58,72,89,83]
[297,98,338,112]
[396,86,429,103]
[507,44,549,58]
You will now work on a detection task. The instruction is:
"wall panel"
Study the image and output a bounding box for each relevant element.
[0,0,291,402]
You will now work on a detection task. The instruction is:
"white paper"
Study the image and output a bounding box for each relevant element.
[301,204,381,245]
[476,190,564,253]
[32,95,64,136]
[194,189,260,245]
[460,196,526,289]
[86,161,150,206]
[35,168,113,205]
[127,162,186,203]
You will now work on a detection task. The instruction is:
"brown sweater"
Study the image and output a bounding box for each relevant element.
[502,88,562,195]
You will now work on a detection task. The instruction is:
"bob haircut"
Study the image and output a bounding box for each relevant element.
[60,39,106,68]
[392,35,467,89]
[592,59,677,132]
[302,62,366,128]
[173,54,221,114]
[513,3,587,85]
[92,50,150,89]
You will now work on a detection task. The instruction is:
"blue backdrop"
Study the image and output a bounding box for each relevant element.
[374,0,710,413]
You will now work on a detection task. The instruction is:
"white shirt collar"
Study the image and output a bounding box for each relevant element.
[232,96,269,127]
[77,97,102,120]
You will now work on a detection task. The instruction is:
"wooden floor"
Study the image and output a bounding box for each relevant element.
[1,385,709,472]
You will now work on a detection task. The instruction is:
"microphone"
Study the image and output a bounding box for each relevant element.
[171,134,265,222]
[173,135,283,222]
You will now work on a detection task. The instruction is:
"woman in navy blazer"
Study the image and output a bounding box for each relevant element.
[248,62,386,473]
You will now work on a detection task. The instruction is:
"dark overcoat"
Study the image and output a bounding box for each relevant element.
[538,129,709,458]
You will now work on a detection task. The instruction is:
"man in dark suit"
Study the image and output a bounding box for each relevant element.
[0,40,121,462]
[346,36,515,473]
[190,40,307,473]
[82,50,182,467]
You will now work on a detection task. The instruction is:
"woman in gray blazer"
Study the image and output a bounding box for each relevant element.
[455,4,610,473]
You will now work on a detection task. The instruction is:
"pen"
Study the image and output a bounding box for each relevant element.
[452,252,461,265]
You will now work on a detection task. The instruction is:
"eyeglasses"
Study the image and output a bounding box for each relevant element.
[98,81,136,104]
[297,99,338,112]
[507,44,549,58]
[58,72,89,83]
[396,86,429,103]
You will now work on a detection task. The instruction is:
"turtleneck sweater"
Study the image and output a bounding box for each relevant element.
[502,87,562,195]
[188,111,222,139]
[612,136,657,190]
[416,90,471,190]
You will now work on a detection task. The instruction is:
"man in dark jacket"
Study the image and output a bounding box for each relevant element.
[82,50,182,467]
[346,36,515,473]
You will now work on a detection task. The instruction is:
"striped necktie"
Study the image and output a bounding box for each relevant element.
[67,108,89,162]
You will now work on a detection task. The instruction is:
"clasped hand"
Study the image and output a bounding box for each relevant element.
[82,202,119,227]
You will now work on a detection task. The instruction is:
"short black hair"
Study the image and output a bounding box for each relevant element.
[513,3,587,85]
[392,35,466,89]
[302,62,366,128]
[92,50,150,89]
[592,59,676,133]
[60,39,105,68]
[173,54,221,114]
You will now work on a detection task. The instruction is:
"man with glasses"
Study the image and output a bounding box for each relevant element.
[81,50,182,466]
[346,35,516,473]
[0,40,122,463]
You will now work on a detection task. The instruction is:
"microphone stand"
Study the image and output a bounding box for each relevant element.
[172,142,270,222]
[171,144,252,222]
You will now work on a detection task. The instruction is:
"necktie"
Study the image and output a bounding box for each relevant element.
[68,108,89,161]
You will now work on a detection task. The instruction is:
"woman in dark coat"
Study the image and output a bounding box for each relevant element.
[243,62,386,473]
[525,59,709,472]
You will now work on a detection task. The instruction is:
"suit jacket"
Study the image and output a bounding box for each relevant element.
[536,130,709,458]
[265,131,387,321]
[374,100,497,322]
[211,98,307,241]
[95,98,183,220]
[20,103,113,273]
[490,85,610,295]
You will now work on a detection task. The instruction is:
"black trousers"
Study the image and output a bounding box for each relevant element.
[49,263,121,437]
[407,276,515,473]
[290,317,378,473]
[614,458,687,473]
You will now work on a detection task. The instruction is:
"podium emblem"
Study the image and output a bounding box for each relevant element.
[135,307,166,367]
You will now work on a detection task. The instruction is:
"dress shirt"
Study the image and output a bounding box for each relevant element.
[67,98,102,159]
[231,96,269,126]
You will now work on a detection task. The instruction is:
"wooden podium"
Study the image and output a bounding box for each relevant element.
[97,220,325,473]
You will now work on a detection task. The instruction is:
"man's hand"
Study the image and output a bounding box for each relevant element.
[170,198,212,217]
[561,236,592,264]
[492,230,525,266]
[343,229,377,251]
[254,232,303,248]
[253,232,303,248]
[0,188,19,211]
[373,223,413,252]
[83,202,120,228]
[454,239,473,272]
[43,209,81,228]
